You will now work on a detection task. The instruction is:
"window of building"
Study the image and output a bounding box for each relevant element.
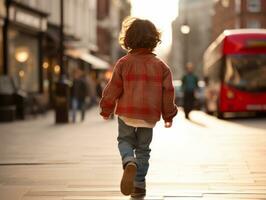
[246,19,261,28]
[0,25,3,74]
[0,0,5,17]
[235,18,241,29]
[221,0,230,7]
[8,28,39,92]
[247,0,261,12]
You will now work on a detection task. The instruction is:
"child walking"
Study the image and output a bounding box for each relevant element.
[99,17,178,198]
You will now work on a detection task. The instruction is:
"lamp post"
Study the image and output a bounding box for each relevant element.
[55,0,70,124]
[180,0,190,70]
[180,24,190,35]
[59,0,64,77]
[180,22,190,70]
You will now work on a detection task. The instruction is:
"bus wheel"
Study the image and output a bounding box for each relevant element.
[257,112,266,118]
[216,111,224,119]
[216,100,224,119]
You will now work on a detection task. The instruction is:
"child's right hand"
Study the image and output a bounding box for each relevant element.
[164,121,172,128]
[103,116,109,120]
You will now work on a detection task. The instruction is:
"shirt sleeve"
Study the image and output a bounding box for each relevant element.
[99,60,123,117]
[161,64,178,122]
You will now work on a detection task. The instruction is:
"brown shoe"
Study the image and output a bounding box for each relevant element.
[120,162,137,195]
[131,187,146,198]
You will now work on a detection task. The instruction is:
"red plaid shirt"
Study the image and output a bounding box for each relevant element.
[100,48,178,123]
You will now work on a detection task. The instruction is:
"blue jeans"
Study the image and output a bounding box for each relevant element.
[71,98,86,122]
[117,118,153,189]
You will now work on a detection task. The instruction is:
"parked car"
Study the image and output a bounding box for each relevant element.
[173,80,183,107]
[173,79,206,110]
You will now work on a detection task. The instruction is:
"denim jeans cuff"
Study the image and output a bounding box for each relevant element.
[134,181,146,189]
[122,156,136,168]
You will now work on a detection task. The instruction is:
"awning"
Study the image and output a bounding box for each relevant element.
[65,49,110,70]
[80,53,109,70]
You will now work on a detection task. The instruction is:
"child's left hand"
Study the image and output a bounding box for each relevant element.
[164,121,172,128]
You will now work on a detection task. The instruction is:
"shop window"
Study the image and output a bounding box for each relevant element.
[247,0,261,12]
[221,0,230,7]
[246,19,261,28]
[0,0,5,17]
[8,28,39,93]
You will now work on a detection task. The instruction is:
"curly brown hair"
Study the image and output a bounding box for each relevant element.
[119,17,161,51]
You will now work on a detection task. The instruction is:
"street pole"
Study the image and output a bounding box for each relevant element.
[184,30,189,68]
[55,0,69,124]
[181,23,190,70]
[59,0,64,77]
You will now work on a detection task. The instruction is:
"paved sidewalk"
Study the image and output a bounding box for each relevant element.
[0,107,266,199]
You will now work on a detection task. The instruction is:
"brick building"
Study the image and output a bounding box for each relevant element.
[96,0,130,64]
[96,0,110,61]
[212,0,266,40]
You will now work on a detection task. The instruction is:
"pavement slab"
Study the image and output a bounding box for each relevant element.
[0,108,266,199]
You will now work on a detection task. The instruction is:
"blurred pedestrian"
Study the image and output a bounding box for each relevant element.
[99,17,177,198]
[85,73,97,109]
[71,67,88,123]
[182,62,199,119]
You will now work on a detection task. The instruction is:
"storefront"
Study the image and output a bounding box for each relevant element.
[4,1,48,93]
[0,20,3,75]
[0,0,4,75]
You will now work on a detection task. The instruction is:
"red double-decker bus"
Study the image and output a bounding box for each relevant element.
[203,29,266,118]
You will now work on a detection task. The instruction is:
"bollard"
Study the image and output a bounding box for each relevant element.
[55,80,70,123]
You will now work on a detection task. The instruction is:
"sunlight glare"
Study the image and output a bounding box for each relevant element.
[131,0,179,58]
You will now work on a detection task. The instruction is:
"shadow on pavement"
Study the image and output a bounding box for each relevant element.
[130,197,144,200]
[227,116,266,131]
[188,119,207,128]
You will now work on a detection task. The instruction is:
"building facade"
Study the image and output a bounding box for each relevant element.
[169,0,213,79]
[14,0,98,51]
[97,0,130,64]
[0,0,99,94]
[0,0,48,93]
[212,0,266,40]
[0,0,130,120]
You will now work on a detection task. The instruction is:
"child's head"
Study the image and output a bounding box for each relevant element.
[119,17,161,51]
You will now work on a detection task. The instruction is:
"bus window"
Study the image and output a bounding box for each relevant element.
[225,55,266,92]
[225,57,241,86]
[207,59,222,83]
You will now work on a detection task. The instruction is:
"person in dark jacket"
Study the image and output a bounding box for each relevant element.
[182,62,198,119]
[71,67,88,122]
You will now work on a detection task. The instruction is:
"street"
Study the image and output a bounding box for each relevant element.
[0,108,266,200]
